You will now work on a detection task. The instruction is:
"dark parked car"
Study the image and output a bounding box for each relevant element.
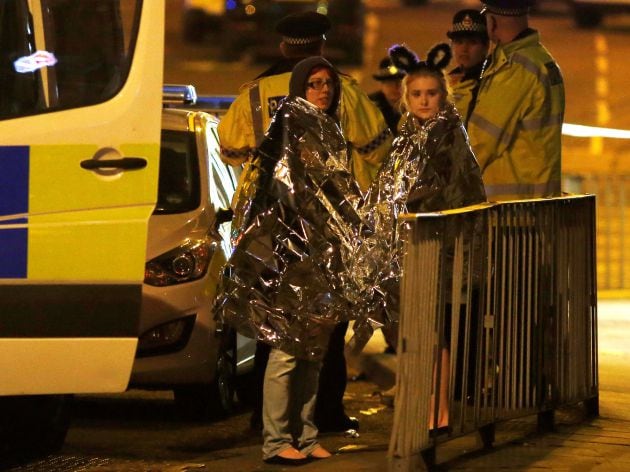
[183,0,365,65]
[571,0,630,27]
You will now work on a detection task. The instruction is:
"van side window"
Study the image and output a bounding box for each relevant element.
[0,0,141,120]
[157,130,201,214]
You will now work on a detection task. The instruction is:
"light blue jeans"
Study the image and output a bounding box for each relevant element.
[261,347,322,460]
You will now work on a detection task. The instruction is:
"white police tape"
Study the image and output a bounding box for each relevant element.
[562,123,630,139]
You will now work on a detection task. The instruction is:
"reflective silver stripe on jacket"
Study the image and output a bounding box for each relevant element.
[521,113,564,131]
[469,113,513,147]
[511,53,549,88]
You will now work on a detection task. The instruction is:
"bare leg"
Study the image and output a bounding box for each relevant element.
[429,348,450,429]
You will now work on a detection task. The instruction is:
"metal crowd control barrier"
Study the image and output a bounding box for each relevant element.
[388,195,599,471]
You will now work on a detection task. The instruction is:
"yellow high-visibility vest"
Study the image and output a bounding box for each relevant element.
[467,31,565,201]
[218,71,392,197]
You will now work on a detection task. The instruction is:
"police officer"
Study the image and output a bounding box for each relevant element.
[467,0,564,201]
[218,11,391,193]
[218,11,392,434]
[446,9,489,127]
[369,57,405,136]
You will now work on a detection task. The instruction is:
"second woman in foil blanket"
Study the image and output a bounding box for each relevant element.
[368,42,486,233]
[216,56,366,465]
[363,43,487,430]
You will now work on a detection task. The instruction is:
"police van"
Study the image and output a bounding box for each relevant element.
[0,0,163,461]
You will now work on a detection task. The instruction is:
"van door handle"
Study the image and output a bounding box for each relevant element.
[80,157,147,170]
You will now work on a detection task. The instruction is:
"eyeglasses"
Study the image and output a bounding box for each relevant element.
[307,79,334,91]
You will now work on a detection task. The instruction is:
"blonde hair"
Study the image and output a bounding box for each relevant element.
[400,68,451,114]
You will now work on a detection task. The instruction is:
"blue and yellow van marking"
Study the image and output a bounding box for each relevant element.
[0,143,159,281]
[0,146,28,278]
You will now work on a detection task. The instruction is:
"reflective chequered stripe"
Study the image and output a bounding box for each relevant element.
[354,128,392,155]
[220,146,254,159]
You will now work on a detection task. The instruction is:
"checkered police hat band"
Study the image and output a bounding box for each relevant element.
[283,34,325,45]
[452,22,486,33]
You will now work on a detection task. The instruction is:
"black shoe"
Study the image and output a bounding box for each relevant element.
[263,455,309,466]
[317,415,359,433]
[429,426,450,436]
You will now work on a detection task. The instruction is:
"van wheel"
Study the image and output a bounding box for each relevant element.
[0,395,72,467]
[173,329,236,420]
[183,9,206,43]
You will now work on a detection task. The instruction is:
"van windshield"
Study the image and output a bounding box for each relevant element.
[156,130,201,214]
[0,0,142,120]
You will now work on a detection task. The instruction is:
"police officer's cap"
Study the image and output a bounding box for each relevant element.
[480,0,534,16]
[447,9,488,41]
[275,11,331,46]
[372,57,406,81]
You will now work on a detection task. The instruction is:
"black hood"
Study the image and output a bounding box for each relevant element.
[289,56,341,116]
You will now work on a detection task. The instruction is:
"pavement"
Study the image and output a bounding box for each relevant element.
[147,298,630,472]
[234,298,630,471]
[9,299,630,471]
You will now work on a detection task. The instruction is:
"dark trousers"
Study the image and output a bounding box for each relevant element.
[314,321,349,424]
[251,322,349,426]
[448,290,480,402]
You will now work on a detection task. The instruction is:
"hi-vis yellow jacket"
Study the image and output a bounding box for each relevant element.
[467,31,564,201]
[218,71,392,193]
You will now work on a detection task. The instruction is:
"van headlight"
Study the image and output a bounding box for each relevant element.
[144,239,215,286]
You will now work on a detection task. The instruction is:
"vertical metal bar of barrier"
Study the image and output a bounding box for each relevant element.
[508,205,517,412]
[558,201,569,402]
[574,200,584,399]
[463,214,483,428]
[589,195,599,404]
[449,226,464,433]
[432,219,449,437]
[532,206,542,407]
[543,203,555,409]
[513,208,526,409]
[389,220,439,470]
[527,204,535,410]
[482,211,496,420]
[520,206,529,408]
[552,202,561,408]
[497,208,511,411]
[490,210,500,418]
